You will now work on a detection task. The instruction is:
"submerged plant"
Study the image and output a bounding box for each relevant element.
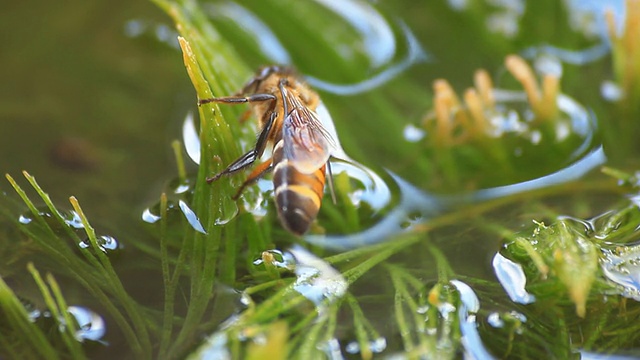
[606,0,640,103]
[4,0,640,359]
[418,54,595,191]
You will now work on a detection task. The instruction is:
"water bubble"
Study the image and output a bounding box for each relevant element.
[63,210,84,229]
[601,80,624,102]
[79,235,119,253]
[182,112,201,165]
[178,200,207,234]
[345,337,387,355]
[492,253,536,304]
[170,180,191,195]
[141,207,161,224]
[18,214,32,224]
[403,123,426,143]
[252,249,294,269]
[67,306,106,342]
[487,312,504,328]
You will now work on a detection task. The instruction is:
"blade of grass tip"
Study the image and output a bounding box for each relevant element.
[7,177,147,357]
[19,172,110,275]
[68,196,152,357]
[45,272,87,359]
[22,171,85,246]
[27,263,85,360]
[5,173,62,256]
[0,275,59,359]
[170,34,230,357]
[171,140,187,183]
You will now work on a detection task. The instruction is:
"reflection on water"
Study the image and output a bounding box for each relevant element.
[306,21,428,95]
[312,0,396,68]
[123,19,180,49]
[492,253,536,304]
[306,145,605,251]
[288,245,348,310]
[452,280,496,360]
[601,245,640,301]
[205,0,427,95]
[205,2,291,65]
[518,0,627,65]
[182,112,200,165]
[67,306,107,343]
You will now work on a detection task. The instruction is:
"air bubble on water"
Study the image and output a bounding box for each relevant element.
[178,200,207,234]
[141,208,161,224]
[64,211,84,229]
[487,312,504,328]
[67,306,107,342]
[18,214,32,224]
[182,112,201,165]
[492,253,536,304]
[79,235,119,253]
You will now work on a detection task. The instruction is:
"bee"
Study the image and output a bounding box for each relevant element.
[199,66,338,235]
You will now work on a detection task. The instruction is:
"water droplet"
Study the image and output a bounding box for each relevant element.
[141,207,161,223]
[492,252,536,304]
[79,235,119,253]
[67,306,106,342]
[601,80,624,102]
[344,337,386,355]
[252,249,293,269]
[181,112,201,165]
[18,214,32,224]
[64,210,84,229]
[178,200,207,234]
[487,312,504,328]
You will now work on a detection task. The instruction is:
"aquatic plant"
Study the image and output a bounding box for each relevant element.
[3,0,640,359]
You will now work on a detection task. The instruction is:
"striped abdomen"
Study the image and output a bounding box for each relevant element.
[272,140,326,235]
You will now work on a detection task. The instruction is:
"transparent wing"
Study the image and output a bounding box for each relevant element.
[282,104,338,174]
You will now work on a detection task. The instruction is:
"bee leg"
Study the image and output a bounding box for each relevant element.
[198,93,276,106]
[232,159,273,200]
[206,150,258,183]
[206,111,277,183]
[326,160,337,204]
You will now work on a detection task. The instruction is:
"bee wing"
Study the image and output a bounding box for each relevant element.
[282,105,338,174]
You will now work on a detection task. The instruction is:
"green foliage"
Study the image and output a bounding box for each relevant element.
[3,0,640,359]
